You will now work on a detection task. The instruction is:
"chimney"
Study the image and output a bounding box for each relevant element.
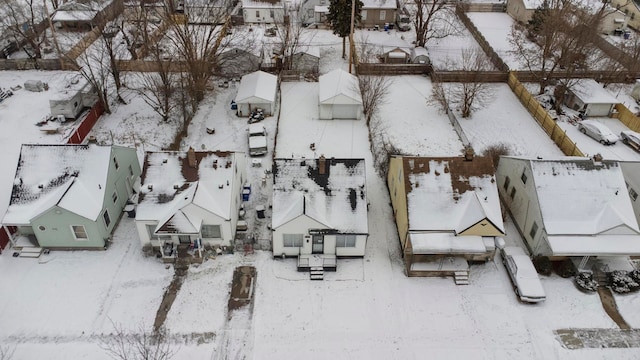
[463,145,474,161]
[213,160,218,169]
[187,147,197,168]
[318,155,326,175]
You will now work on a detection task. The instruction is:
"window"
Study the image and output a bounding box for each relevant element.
[529,222,538,239]
[336,234,356,247]
[113,156,119,170]
[380,10,386,20]
[72,225,88,240]
[129,164,134,177]
[520,170,527,184]
[112,191,118,204]
[283,234,303,247]
[630,187,638,201]
[632,12,635,20]
[361,10,367,20]
[270,10,274,18]
[103,210,111,227]
[201,224,222,238]
[146,224,159,241]
[510,187,516,199]
[256,10,260,18]
[503,176,511,191]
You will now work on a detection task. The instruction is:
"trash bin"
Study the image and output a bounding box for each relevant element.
[124,204,136,218]
[624,30,631,40]
[256,205,265,219]
[231,100,237,110]
[242,189,251,201]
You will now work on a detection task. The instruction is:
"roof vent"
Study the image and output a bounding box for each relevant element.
[226,161,232,168]
[173,184,179,189]
[213,160,218,169]
[38,184,44,189]
[218,184,224,189]
[162,158,168,164]
[147,184,153,191]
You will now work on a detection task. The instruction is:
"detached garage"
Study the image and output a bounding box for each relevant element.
[235,71,278,117]
[565,79,618,117]
[319,69,362,120]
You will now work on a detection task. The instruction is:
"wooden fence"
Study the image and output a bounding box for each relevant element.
[507,72,585,157]
[431,70,508,82]
[66,102,105,144]
[612,103,640,132]
[357,63,431,75]
[455,4,509,72]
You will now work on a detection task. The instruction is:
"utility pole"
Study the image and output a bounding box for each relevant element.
[348,0,355,74]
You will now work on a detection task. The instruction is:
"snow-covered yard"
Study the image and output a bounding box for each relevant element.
[1,25,640,360]
[456,83,565,157]
[556,116,640,160]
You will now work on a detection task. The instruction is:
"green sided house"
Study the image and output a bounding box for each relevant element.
[1,144,141,251]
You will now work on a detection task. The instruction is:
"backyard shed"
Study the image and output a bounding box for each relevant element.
[49,74,98,120]
[564,79,618,117]
[318,69,362,120]
[411,47,430,64]
[235,70,278,117]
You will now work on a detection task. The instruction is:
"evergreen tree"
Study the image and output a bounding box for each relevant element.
[527,1,550,36]
[327,0,363,59]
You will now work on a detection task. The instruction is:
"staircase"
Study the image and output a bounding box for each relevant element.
[19,247,43,258]
[310,267,324,280]
[454,271,470,285]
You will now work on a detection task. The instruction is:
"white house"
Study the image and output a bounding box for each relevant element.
[620,161,640,226]
[272,156,368,278]
[242,0,285,24]
[135,149,247,257]
[49,73,98,120]
[235,70,278,116]
[318,69,362,120]
[496,156,640,268]
[565,79,618,117]
[52,0,111,30]
[388,155,505,281]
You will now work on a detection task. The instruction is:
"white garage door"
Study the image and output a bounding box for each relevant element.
[331,104,357,119]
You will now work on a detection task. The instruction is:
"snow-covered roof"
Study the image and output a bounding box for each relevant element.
[272,157,368,233]
[294,45,320,59]
[314,5,329,13]
[235,71,278,104]
[404,156,504,234]
[362,0,397,10]
[410,233,488,254]
[49,73,92,101]
[241,0,284,9]
[52,10,98,22]
[52,0,108,22]
[547,234,640,256]
[411,46,429,59]
[136,150,241,233]
[570,79,619,105]
[2,145,117,225]
[522,0,544,10]
[319,69,362,105]
[520,157,640,235]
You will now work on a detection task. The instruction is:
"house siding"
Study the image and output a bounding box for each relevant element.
[387,156,410,250]
[620,162,640,226]
[31,206,105,248]
[361,8,396,27]
[459,219,504,236]
[243,6,285,23]
[496,158,547,256]
[273,215,329,257]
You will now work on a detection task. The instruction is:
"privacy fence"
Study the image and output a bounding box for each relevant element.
[507,72,585,157]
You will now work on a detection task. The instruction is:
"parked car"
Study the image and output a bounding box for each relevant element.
[248,123,267,156]
[578,120,618,145]
[499,245,546,303]
[620,130,640,152]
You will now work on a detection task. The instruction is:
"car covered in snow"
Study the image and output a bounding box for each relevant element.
[577,120,618,145]
[620,130,640,152]
[248,123,267,156]
[500,245,546,303]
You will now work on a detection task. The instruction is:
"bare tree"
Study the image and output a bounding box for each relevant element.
[357,74,393,125]
[273,4,314,72]
[0,345,16,360]
[434,48,494,118]
[166,13,229,110]
[509,0,623,95]
[101,323,177,360]
[0,0,47,59]
[136,44,179,122]
[411,0,459,48]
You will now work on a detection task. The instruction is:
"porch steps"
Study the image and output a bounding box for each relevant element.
[310,267,324,280]
[19,247,43,258]
[454,271,470,285]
